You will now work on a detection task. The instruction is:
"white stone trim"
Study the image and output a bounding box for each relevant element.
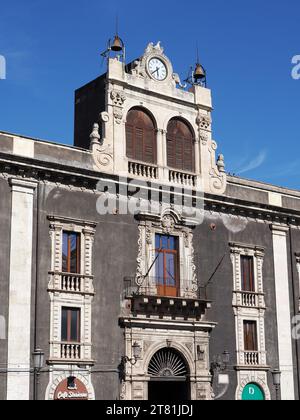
[7,178,37,400]
[236,371,271,400]
[136,209,198,297]
[121,322,213,401]
[271,224,295,400]
[230,242,270,398]
[47,217,96,366]
[49,295,93,362]
[230,243,266,304]
[45,367,95,400]
[100,44,227,194]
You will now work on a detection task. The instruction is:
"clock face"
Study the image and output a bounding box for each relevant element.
[148,57,167,81]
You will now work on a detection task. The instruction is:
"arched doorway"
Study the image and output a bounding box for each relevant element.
[148,348,190,401]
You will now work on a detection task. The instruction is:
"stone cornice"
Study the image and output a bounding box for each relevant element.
[2,153,300,226]
[229,242,265,254]
[47,215,98,229]
[120,317,217,332]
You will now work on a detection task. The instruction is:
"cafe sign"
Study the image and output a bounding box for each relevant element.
[54,378,89,401]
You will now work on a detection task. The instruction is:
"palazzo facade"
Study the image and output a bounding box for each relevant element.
[0,42,299,400]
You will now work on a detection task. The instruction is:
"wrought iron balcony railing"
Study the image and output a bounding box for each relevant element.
[123,276,210,318]
[124,276,208,301]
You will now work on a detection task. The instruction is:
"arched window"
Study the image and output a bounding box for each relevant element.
[167,118,195,172]
[126,108,157,164]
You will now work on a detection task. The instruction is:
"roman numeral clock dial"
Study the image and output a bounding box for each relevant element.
[148,57,167,81]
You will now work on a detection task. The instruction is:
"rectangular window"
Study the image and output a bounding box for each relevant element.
[241,256,255,292]
[62,232,81,274]
[61,308,81,343]
[243,321,258,351]
[155,234,179,297]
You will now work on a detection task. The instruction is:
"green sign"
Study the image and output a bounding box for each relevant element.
[242,383,265,401]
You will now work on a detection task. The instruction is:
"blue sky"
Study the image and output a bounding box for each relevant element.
[0,0,300,189]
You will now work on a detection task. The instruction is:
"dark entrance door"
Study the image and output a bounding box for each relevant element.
[148,380,190,401]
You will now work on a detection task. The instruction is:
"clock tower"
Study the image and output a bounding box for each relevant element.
[74,41,226,195]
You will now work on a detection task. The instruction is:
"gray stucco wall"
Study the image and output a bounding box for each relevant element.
[194,216,281,400]
[1,168,299,400]
[27,183,300,400]
[34,184,139,400]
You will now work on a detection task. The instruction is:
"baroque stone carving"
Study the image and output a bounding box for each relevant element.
[161,215,175,234]
[129,42,174,85]
[111,90,126,107]
[136,225,145,285]
[113,108,124,125]
[196,112,211,131]
[93,143,113,168]
[146,226,153,245]
[100,112,110,124]
[90,123,113,171]
[208,140,227,194]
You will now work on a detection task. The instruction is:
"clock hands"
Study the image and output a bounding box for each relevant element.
[151,67,160,76]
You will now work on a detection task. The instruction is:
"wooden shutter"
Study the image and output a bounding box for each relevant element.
[144,129,156,164]
[167,137,175,168]
[167,119,195,172]
[126,125,134,159]
[241,256,255,292]
[244,321,258,351]
[135,127,144,162]
[126,108,157,164]
[184,135,194,172]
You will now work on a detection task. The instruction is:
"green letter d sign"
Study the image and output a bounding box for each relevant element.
[242,383,265,400]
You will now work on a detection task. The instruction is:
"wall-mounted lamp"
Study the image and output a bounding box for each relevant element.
[123,342,142,366]
[32,348,44,401]
[210,350,230,373]
[271,369,281,401]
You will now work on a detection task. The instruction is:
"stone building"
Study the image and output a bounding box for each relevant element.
[0,41,299,400]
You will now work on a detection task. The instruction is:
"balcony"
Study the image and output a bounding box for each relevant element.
[236,350,268,369]
[48,272,94,295]
[60,343,82,360]
[169,169,196,187]
[244,351,260,366]
[123,276,211,319]
[128,161,158,180]
[233,291,265,309]
[48,342,94,365]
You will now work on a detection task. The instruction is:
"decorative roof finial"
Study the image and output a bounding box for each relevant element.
[89,123,100,148]
[217,154,226,173]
